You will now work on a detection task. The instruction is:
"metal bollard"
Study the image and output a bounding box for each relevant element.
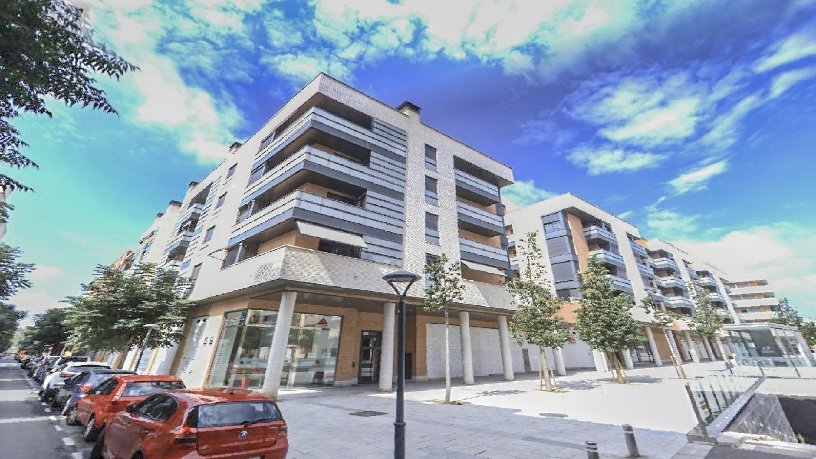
[622,424,641,458]
[585,441,599,459]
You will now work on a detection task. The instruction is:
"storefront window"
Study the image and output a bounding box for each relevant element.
[207,309,342,389]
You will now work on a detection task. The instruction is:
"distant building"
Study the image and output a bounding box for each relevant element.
[724,278,780,323]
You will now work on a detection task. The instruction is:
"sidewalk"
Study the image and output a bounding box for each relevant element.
[276,362,730,458]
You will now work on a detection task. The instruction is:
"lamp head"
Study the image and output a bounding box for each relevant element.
[383,270,420,295]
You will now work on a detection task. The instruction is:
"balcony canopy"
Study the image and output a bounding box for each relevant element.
[296,221,367,248]
[461,260,504,276]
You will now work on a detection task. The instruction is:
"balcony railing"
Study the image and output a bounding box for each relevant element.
[732,297,780,308]
[165,230,194,256]
[454,169,499,197]
[686,267,698,279]
[637,263,656,278]
[589,249,626,268]
[651,257,680,272]
[458,237,508,264]
[456,202,503,232]
[656,275,684,289]
[177,203,205,227]
[697,276,717,287]
[738,310,775,322]
[664,296,695,309]
[708,292,725,303]
[606,275,633,293]
[583,225,617,244]
[630,242,648,257]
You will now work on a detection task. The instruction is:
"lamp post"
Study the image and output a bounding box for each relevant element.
[382,270,420,459]
[133,323,159,373]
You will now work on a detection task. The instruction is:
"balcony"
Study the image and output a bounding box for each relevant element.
[697,276,717,287]
[230,190,403,247]
[454,169,500,201]
[606,275,633,294]
[456,202,503,234]
[177,203,205,227]
[738,310,775,322]
[708,292,725,303]
[583,225,617,245]
[732,297,780,308]
[244,145,404,206]
[589,249,626,269]
[459,237,509,268]
[256,107,407,165]
[655,275,684,289]
[686,268,698,279]
[651,257,680,272]
[637,263,656,279]
[630,242,648,257]
[646,288,667,303]
[664,296,695,310]
[165,230,194,257]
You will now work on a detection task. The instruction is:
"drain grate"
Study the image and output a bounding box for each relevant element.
[350,410,386,417]
[539,412,568,418]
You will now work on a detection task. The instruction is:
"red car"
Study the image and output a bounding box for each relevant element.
[93,388,288,459]
[75,375,185,441]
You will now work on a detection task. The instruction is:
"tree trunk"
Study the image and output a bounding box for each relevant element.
[663,329,687,379]
[539,346,553,391]
[444,309,452,404]
[609,352,628,384]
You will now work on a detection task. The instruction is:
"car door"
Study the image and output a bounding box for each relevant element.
[116,395,178,459]
[105,395,162,459]
[76,378,117,424]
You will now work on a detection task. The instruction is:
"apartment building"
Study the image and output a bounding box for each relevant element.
[724,279,780,323]
[504,194,738,371]
[113,74,568,396]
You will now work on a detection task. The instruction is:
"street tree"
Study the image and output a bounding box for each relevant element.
[688,283,725,359]
[799,321,816,347]
[423,254,465,404]
[0,303,26,351]
[771,298,803,327]
[28,307,69,353]
[64,264,193,361]
[640,294,686,379]
[507,232,570,391]
[576,256,642,383]
[0,243,34,299]
[0,0,137,193]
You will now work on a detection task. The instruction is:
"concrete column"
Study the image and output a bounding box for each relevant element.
[622,349,634,370]
[459,311,475,385]
[645,327,663,367]
[683,331,700,363]
[703,337,717,360]
[794,334,815,366]
[497,316,514,381]
[554,347,567,376]
[261,291,297,398]
[123,347,138,371]
[592,350,608,372]
[666,330,680,361]
[715,337,730,362]
[378,302,396,392]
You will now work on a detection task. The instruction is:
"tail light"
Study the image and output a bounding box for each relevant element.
[59,372,72,378]
[79,384,93,393]
[173,426,197,449]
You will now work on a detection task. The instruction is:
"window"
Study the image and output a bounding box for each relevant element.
[204,226,215,242]
[93,378,118,395]
[425,212,438,231]
[122,381,185,397]
[326,192,356,206]
[216,193,227,208]
[425,144,437,160]
[222,245,240,268]
[544,221,564,234]
[191,264,202,283]
[248,165,265,184]
[425,176,437,193]
[318,240,361,258]
[134,394,179,421]
[226,164,237,178]
[425,253,439,285]
[237,203,252,223]
[193,402,282,428]
[259,132,275,151]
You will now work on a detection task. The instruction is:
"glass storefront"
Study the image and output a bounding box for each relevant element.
[207,309,342,389]
[727,327,806,367]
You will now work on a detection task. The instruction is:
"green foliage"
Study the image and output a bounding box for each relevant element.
[799,321,816,347]
[423,254,465,313]
[771,298,803,327]
[28,307,69,348]
[65,263,194,352]
[507,232,570,350]
[575,256,642,354]
[0,0,137,191]
[688,283,723,338]
[639,293,677,328]
[0,303,26,351]
[0,243,34,299]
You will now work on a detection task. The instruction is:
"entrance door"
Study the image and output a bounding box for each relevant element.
[358,331,381,384]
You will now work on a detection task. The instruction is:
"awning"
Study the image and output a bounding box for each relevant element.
[296,221,367,248]
[461,260,504,276]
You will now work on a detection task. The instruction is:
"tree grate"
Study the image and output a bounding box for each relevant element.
[350,410,386,417]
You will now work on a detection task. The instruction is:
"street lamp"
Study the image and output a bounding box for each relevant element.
[382,270,420,459]
[133,324,159,373]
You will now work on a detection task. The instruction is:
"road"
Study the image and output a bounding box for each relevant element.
[0,356,91,459]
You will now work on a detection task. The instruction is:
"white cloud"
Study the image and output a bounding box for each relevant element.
[502,180,555,210]
[667,160,729,195]
[643,208,700,241]
[29,265,63,282]
[754,31,816,73]
[675,223,816,318]
[568,147,666,175]
[9,292,71,327]
[769,66,816,99]
[600,97,701,146]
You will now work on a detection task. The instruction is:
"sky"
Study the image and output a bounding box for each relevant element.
[6,0,816,324]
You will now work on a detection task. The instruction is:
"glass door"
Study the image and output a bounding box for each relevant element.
[358,331,381,384]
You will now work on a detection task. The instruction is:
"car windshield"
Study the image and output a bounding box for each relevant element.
[88,372,131,386]
[121,381,185,397]
[66,364,109,371]
[195,402,282,428]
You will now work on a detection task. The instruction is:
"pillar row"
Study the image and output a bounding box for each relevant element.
[379,302,396,392]
[554,347,567,376]
[645,327,663,367]
[459,311,475,385]
[261,291,297,398]
[497,316,514,381]
[683,331,700,363]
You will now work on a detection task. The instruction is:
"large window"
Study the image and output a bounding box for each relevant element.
[208,310,342,389]
[318,240,360,258]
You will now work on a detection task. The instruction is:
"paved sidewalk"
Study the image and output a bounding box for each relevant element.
[277,362,730,458]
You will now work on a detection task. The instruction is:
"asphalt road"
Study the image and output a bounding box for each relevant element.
[0,356,92,459]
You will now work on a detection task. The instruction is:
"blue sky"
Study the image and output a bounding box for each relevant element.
[7,0,816,322]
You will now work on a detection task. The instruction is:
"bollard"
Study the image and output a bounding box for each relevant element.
[585,441,599,459]
[622,424,641,458]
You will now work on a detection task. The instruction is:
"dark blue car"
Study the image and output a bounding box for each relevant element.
[56,369,135,415]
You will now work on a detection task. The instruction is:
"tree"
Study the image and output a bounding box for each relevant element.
[640,294,686,379]
[575,256,642,383]
[799,321,816,347]
[28,307,69,352]
[507,232,570,391]
[423,254,465,404]
[688,283,724,359]
[771,298,803,327]
[0,243,34,298]
[64,264,193,356]
[0,0,137,192]
[0,303,26,351]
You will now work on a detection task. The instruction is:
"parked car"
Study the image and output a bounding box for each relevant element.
[56,369,136,413]
[32,356,60,381]
[75,375,185,441]
[40,362,110,401]
[92,388,288,459]
[53,355,90,367]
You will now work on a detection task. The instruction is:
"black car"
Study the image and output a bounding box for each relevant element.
[56,369,136,413]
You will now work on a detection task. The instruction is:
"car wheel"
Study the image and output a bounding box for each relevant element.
[83,415,100,442]
[65,406,80,426]
[50,397,61,408]
[88,427,105,459]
